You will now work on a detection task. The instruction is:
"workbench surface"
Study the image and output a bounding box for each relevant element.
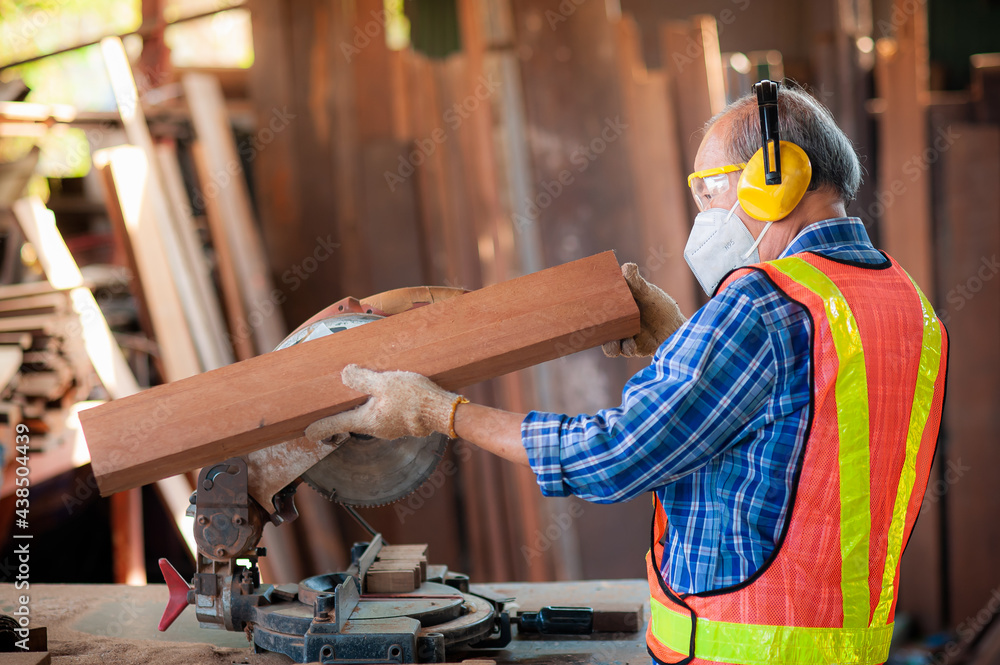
[1,580,651,664]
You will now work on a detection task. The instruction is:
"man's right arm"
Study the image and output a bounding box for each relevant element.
[521,278,778,503]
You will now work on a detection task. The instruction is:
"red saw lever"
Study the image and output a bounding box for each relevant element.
[158,558,193,631]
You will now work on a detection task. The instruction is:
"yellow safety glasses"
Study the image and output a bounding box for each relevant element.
[687,163,747,211]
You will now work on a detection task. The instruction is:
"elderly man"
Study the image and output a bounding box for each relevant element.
[308,81,948,665]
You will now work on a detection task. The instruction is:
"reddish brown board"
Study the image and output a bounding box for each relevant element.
[81,252,639,495]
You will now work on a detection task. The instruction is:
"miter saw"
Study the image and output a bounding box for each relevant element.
[154,287,610,663]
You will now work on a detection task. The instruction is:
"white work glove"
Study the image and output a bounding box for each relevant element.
[305,364,465,442]
[602,263,686,358]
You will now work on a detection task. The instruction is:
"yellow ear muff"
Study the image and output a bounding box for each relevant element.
[736,141,812,222]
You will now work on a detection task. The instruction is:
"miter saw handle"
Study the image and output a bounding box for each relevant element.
[157,558,193,631]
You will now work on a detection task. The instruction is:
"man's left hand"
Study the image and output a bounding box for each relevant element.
[603,262,687,358]
[305,364,461,442]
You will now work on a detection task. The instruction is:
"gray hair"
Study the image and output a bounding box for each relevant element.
[706,83,863,203]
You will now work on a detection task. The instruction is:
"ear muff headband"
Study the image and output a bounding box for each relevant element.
[736,80,812,222]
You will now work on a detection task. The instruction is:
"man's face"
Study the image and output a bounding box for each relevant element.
[691,123,744,213]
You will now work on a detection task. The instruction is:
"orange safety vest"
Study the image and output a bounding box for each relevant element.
[646,252,948,665]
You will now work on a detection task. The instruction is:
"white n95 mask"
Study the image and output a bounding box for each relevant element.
[683,201,772,296]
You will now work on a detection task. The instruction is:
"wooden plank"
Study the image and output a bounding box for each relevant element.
[182,73,286,355]
[80,251,639,495]
[0,344,22,387]
[10,197,194,561]
[358,139,425,293]
[110,487,146,585]
[378,544,428,579]
[0,282,62,301]
[459,0,563,584]
[353,0,398,142]
[873,0,933,294]
[936,124,1000,624]
[244,0,308,322]
[0,291,71,314]
[510,0,649,584]
[100,37,223,375]
[365,564,418,593]
[659,15,726,199]
[155,140,234,369]
[971,53,1000,125]
[93,147,202,381]
[0,332,37,348]
[17,369,71,400]
[614,15,697,314]
[94,151,159,376]
[0,314,68,334]
[190,141,255,362]
[11,198,140,398]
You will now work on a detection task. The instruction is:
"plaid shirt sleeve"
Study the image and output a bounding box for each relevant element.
[521,277,777,503]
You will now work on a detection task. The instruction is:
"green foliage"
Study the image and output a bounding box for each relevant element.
[0,0,139,68]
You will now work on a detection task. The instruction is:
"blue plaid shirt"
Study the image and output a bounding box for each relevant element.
[521,217,886,594]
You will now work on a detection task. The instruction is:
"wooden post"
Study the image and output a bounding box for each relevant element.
[936,124,1000,625]
[189,141,255,362]
[508,0,654,582]
[183,73,287,356]
[614,15,698,315]
[873,0,933,294]
[155,141,234,368]
[93,146,202,381]
[659,15,727,192]
[110,488,146,585]
[100,37,226,374]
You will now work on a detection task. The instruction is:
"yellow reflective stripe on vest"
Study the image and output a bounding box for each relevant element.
[770,257,871,629]
[649,596,893,665]
[870,274,943,626]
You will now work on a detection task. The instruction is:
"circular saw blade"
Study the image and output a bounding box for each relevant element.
[273,311,449,507]
[301,433,449,507]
